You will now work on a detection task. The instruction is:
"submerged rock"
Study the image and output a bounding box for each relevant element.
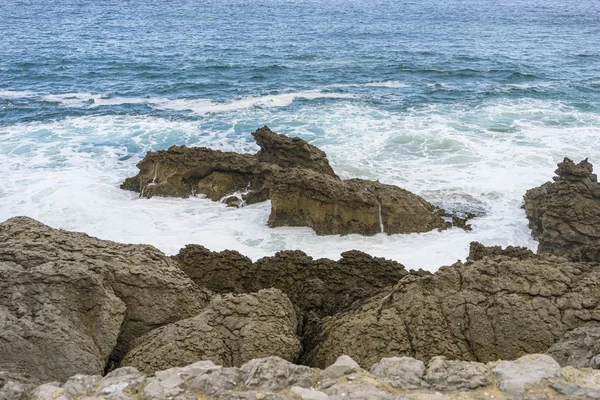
[303,244,600,369]
[524,157,600,261]
[121,289,300,375]
[0,217,209,382]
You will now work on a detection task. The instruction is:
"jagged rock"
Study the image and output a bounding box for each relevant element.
[467,241,535,261]
[547,326,600,368]
[241,357,318,391]
[321,356,361,380]
[122,289,300,375]
[553,382,600,399]
[303,247,600,369]
[524,158,600,261]
[423,356,489,391]
[252,126,337,177]
[369,357,426,389]
[268,169,461,236]
[0,372,38,400]
[493,354,561,396]
[173,246,407,319]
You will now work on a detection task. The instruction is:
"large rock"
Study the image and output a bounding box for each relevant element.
[524,157,600,261]
[173,246,407,318]
[0,217,209,382]
[268,168,463,236]
[303,244,600,368]
[547,325,600,368]
[121,289,301,375]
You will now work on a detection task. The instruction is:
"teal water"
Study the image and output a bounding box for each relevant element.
[1,0,599,269]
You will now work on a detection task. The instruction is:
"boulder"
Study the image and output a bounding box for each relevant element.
[0,217,209,382]
[524,157,600,261]
[370,357,426,389]
[547,325,600,368]
[268,169,463,236]
[303,245,600,369]
[121,289,301,375]
[493,354,561,396]
[173,246,407,318]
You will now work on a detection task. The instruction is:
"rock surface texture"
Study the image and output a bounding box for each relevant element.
[173,245,407,318]
[303,245,600,369]
[524,157,600,261]
[121,289,301,375]
[122,126,469,236]
[25,354,600,400]
[547,325,600,368]
[0,217,210,382]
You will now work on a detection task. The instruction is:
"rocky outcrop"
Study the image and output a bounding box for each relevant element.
[0,217,210,382]
[466,241,535,261]
[121,289,300,375]
[25,354,600,399]
[524,157,600,261]
[268,169,465,235]
[122,126,470,236]
[303,245,600,369]
[547,325,600,368]
[252,126,337,177]
[173,246,407,318]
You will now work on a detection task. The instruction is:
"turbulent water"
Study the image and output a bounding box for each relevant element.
[1,0,599,270]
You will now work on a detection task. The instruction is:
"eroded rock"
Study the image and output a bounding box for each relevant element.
[524,157,600,261]
[303,247,600,369]
[493,354,561,396]
[122,289,300,375]
[0,217,209,382]
[547,325,600,368]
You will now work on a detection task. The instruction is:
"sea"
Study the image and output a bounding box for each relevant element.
[1,0,599,270]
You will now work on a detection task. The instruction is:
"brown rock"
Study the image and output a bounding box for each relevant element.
[268,168,460,235]
[252,126,337,177]
[0,217,209,382]
[303,247,600,368]
[173,246,407,318]
[524,158,600,261]
[121,289,300,375]
[467,241,535,262]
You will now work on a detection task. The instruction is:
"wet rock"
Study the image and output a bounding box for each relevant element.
[0,217,209,382]
[303,249,600,368]
[173,246,407,319]
[524,157,600,261]
[423,356,489,391]
[268,169,459,236]
[369,357,426,389]
[547,325,600,368]
[493,354,561,396]
[197,171,251,201]
[252,126,337,177]
[321,356,361,380]
[122,289,300,375]
[241,357,318,391]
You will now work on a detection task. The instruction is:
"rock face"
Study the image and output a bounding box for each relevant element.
[0,217,209,382]
[303,244,600,369]
[122,289,301,375]
[122,126,469,236]
[25,354,600,400]
[268,169,457,235]
[524,157,600,261]
[547,325,600,368]
[173,246,407,318]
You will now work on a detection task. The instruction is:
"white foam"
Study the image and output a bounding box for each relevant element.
[1,98,598,271]
[364,81,407,88]
[0,90,37,99]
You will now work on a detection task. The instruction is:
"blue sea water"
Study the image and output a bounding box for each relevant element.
[1,0,599,269]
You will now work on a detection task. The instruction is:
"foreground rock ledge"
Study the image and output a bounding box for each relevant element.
[12,354,600,400]
[121,126,470,236]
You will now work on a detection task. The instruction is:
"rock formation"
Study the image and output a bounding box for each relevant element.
[122,289,300,375]
[0,217,210,382]
[172,245,407,318]
[303,243,600,369]
[547,325,600,368]
[122,126,470,235]
[24,354,600,400]
[524,157,600,261]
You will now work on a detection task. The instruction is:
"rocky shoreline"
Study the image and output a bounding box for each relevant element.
[2,129,600,399]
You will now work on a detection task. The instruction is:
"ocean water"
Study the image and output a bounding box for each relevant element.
[1,0,599,270]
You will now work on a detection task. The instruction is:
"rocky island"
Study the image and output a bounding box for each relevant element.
[2,134,600,399]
